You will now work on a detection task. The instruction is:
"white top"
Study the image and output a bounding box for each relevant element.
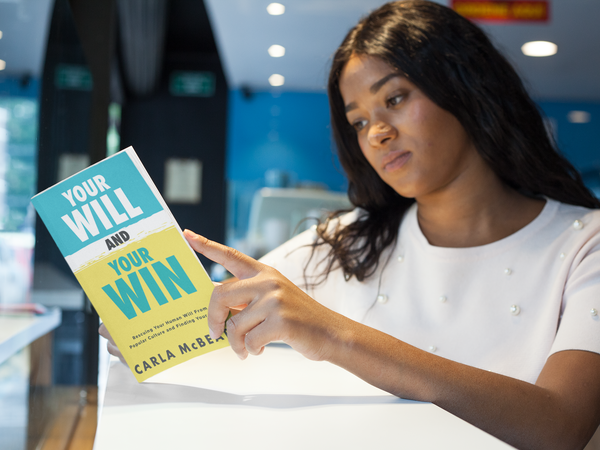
[260,199,600,384]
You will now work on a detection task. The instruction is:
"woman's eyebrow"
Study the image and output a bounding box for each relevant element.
[344,72,402,113]
[370,73,401,94]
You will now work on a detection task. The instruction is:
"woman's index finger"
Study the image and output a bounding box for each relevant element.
[183,230,262,280]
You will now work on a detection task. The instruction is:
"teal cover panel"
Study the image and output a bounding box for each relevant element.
[32,150,163,257]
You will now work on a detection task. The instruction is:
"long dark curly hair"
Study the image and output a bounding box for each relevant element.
[310,0,599,284]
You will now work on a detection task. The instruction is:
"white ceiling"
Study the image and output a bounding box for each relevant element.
[204,0,600,101]
[1,0,598,103]
[0,0,53,78]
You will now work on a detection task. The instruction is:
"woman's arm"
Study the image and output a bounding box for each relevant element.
[332,323,600,450]
[186,230,600,450]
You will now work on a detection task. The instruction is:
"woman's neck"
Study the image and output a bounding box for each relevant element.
[415,171,545,248]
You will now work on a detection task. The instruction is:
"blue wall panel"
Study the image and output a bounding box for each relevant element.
[0,75,40,99]
[539,101,600,174]
[226,89,346,191]
[227,91,600,191]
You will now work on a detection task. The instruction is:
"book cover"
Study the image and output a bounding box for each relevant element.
[32,146,228,382]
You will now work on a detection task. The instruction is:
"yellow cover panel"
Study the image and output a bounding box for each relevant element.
[76,227,228,382]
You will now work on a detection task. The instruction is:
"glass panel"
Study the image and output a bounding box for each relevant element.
[0,97,38,306]
[0,348,29,449]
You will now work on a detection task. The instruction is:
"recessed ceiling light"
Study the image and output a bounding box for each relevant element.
[567,111,591,124]
[521,41,557,57]
[0,60,5,71]
[269,74,285,87]
[268,45,285,57]
[267,3,285,15]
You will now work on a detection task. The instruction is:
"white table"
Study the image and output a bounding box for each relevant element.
[0,308,61,365]
[94,344,514,449]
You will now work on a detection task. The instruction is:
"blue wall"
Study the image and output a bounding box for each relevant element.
[539,101,600,175]
[0,75,40,99]
[226,89,346,191]
[226,89,600,190]
[225,88,347,244]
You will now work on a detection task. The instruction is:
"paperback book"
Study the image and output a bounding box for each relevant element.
[32,146,228,382]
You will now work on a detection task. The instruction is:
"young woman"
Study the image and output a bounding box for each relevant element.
[102,1,600,448]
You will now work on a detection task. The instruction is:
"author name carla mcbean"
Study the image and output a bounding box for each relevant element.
[133,332,227,375]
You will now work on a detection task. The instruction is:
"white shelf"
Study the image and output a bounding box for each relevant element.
[0,308,61,365]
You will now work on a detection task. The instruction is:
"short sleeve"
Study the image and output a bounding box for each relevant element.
[259,209,362,285]
[549,224,600,356]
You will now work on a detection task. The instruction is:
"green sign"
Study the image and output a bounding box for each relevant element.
[169,71,215,97]
[55,64,93,91]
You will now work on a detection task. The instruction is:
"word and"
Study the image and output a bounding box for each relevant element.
[60,175,143,242]
[102,247,197,320]
[128,309,209,349]
[106,230,130,251]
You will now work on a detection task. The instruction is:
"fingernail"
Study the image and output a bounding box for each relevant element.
[184,229,198,237]
[208,327,219,340]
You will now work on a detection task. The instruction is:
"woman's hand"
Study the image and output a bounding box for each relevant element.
[184,229,345,362]
[98,322,127,365]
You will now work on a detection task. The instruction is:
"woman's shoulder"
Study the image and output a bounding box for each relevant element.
[259,208,364,263]
[258,208,367,283]
[535,199,600,259]
[550,199,600,232]
[322,207,367,232]
[555,198,600,215]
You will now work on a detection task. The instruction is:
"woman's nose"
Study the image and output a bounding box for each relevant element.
[368,121,397,147]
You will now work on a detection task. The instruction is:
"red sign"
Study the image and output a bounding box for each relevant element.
[451,1,549,22]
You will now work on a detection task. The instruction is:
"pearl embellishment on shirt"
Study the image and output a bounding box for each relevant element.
[428,345,437,353]
[439,295,447,303]
[397,255,404,262]
[377,294,388,304]
[573,220,583,230]
[504,268,512,275]
[510,305,521,316]
[592,308,598,317]
[559,253,566,260]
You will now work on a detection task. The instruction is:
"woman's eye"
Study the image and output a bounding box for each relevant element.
[387,94,403,107]
[352,119,367,132]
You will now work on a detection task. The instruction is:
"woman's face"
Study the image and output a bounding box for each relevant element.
[339,54,482,200]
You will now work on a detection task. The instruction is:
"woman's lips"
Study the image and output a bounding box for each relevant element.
[383,151,411,172]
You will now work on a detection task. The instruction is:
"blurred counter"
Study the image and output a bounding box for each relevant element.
[0,307,61,365]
